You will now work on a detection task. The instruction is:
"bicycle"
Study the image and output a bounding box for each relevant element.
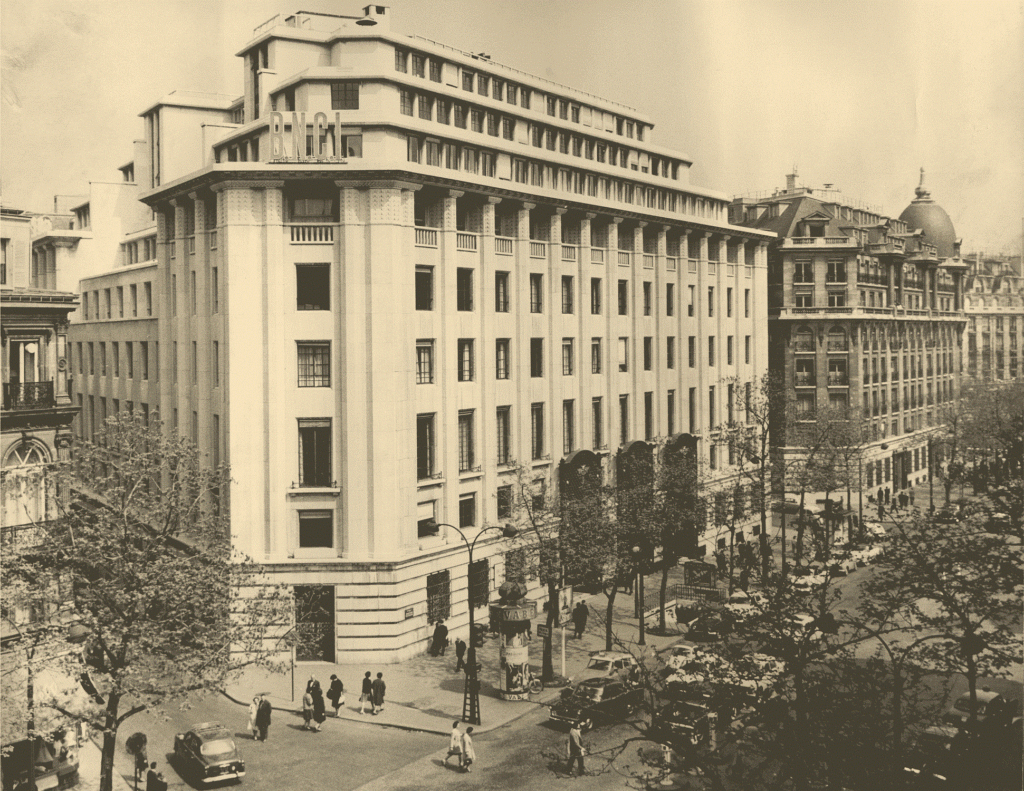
[524,669,544,695]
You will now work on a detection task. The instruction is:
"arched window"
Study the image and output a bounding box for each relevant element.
[827,327,848,352]
[794,326,814,352]
[3,440,51,527]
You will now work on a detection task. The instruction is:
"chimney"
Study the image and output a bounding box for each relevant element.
[785,171,798,192]
[358,5,390,29]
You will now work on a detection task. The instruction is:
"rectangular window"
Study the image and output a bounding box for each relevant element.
[828,291,846,308]
[591,278,602,314]
[591,338,602,373]
[827,259,847,283]
[619,395,629,446]
[643,337,653,370]
[140,342,149,380]
[794,260,814,283]
[299,510,333,548]
[727,383,735,423]
[458,410,475,471]
[531,403,545,459]
[415,339,434,384]
[125,342,133,379]
[709,444,717,470]
[297,264,330,310]
[563,400,575,454]
[459,493,477,530]
[644,391,653,441]
[667,390,676,435]
[497,484,513,518]
[495,271,510,312]
[727,336,734,365]
[795,293,813,308]
[744,289,750,318]
[395,49,408,73]
[144,282,153,316]
[618,280,628,315]
[667,336,676,369]
[709,385,716,428]
[213,340,220,386]
[666,283,675,316]
[117,286,124,318]
[618,337,629,372]
[100,342,107,376]
[530,338,544,377]
[495,339,510,380]
[412,53,425,77]
[530,273,544,313]
[456,268,474,311]
[417,414,436,479]
[688,336,696,368]
[192,341,198,382]
[689,387,696,433]
[561,276,574,314]
[457,339,475,382]
[708,286,714,317]
[112,342,120,377]
[745,335,751,364]
[708,336,716,366]
[399,90,414,116]
[592,397,603,449]
[688,285,695,316]
[426,570,451,624]
[727,287,733,317]
[642,281,652,315]
[562,338,575,375]
[415,266,434,310]
[330,81,359,110]
[298,418,332,487]
[496,406,511,464]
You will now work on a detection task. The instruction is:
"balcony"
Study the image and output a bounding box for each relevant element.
[642,254,655,269]
[495,236,513,255]
[415,228,438,247]
[617,251,632,267]
[3,381,55,411]
[783,236,857,247]
[591,247,605,264]
[290,224,335,244]
[827,373,849,387]
[456,232,478,251]
[530,241,547,258]
[795,373,816,387]
[562,245,577,262]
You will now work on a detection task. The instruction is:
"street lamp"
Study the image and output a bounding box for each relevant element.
[632,545,646,646]
[424,520,518,725]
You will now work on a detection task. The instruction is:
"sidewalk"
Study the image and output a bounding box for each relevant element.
[225,566,697,737]
[77,735,134,791]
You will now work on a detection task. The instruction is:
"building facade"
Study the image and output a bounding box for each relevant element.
[962,253,1024,381]
[66,6,773,662]
[730,172,967,509]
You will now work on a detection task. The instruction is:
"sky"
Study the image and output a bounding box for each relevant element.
[2,0,1022,254]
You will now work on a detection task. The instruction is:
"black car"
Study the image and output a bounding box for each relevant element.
[685,612,733,642]
[549,678,642,731]
[652,700,711,746]
[902,725,960,788]
[941,689,1015,730]
[173,723,245,785]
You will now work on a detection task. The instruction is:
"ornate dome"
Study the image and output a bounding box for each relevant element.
[898,169,957,259]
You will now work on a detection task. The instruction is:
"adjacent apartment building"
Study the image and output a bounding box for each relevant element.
[64,5,774,662]
[962,253,1024,381]
[730,171,967,506]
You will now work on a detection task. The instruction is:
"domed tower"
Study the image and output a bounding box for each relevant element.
[899,168,959,259]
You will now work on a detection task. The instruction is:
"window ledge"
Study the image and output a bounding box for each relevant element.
[288,486,341,497]
[418,477,445,490]
[459,469,484,482]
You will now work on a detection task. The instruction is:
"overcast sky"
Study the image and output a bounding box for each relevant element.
[2,0,1021,253]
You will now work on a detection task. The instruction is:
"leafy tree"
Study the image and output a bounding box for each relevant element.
[1,413,298,791]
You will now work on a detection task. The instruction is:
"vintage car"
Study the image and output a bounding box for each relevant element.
[173,723,245,785]
[549,677,643,731]
[652,700,712,746]
[941,688,1015,730]
[902,725,960,788]
[685,612,734,642]
[577,650,640,684]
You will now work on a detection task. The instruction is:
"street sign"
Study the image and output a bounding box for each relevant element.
[536,624,550,638]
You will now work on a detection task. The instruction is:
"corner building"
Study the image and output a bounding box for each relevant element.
[74,6,773,662]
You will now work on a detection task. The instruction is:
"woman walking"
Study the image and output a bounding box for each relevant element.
[311,682,327,732]
[247,696,260,740]
[359,671,372,714]
[327,674,344,717]
[460,727,475,773]
[445,722,462,767]
[301,686,314,730]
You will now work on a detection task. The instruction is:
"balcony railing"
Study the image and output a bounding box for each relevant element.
[290,224,335,243]
[3,381,55,411]
[786,237,856,246]
[795,373,816,387]
[827,374,849,386]
[642,254,655,269]
[562,244,577,261]
[617,251,631,267]
[415,228,438,247]
[666,256,678,272]
[495,236,513,255]
[530,241,547,258]
[456,232,478,251]
[591,247,605,264]
[688,258,698,273]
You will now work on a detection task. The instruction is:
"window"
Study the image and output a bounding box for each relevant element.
[561,276,574,314]
[688,285,695,316]
[618,280,628,315]
[426,570,451,624]
[416,340,434,384]
[727,336,734,365]
[708,287,715,317]
[591,338,602,373]
[297,264,330,310]
[593,397,603,448]
[117,286,125,317]
[140,342,149,380]
[497,485,513,519]
[708,385,716,428]
[100,342,107,376]
[828,291,846,308]
[643,337,653,370]
[667,336,676,369]
[415,266,434,310]
[530,338,544,377]
[554,338,573,377]
[298,418,332,487]
[709,445,717,470]
[727,383,735,423]
[125,342,133,379]
[794,260,813,283]
[530,273,543,313]
[727,287,733,317]
[457,339,475,382]
[531,403,545,459]
[827,259,847,283]
[708,336,716,366]
[591,278,602,314]
[213,341,220,386]
[563,400,575,454]
[112,342,120,377]
[618,337,629,372]
[299,510,333,548]
[399,90,414,116]
[619,395,629,445]
[429,58,442,82]
[744,289,750,318]
[688,387,696,433]
[456,268,474,311]
[144,282,153,315]
[687,336,696,368]
[643,281,652,315]
[796,393,815,418]
[395,49,408,72]
[460,494,477,529]
[667,390,676,435]
[496,406,512,464]
[495,271,510,312]
[458,410,476,471]
[418,94,433,121]
[331,81,358,110]
[495,339,510,380]
[417,414,436,478]
[644,392,653,441]
[745,336,751,365]
[666,283,675,316]
[795,293,813,308]
[412,53,426,77]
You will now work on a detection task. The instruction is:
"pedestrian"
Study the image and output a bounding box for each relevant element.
[255,694,272,741]
[305,675,318,694]
[877,501,884,520]
[146,761,159,791]
[430,620,449,656]
[327,674,344,717]
[909,489,915,506]
[445,721,462,766]
[311,682,327,731]
[247,696,259,740]
[567,721,585,777]
[301,685,314,730]
[461,726,475,772]
[359,671,372,714]
[371,671,386,715]
[901,491,909,509]
[454,637,467,673]
[572,601,589,639]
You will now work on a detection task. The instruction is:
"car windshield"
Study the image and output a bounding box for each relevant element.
[587,659,612,671]
[574,686,603,701]
[199,740,235,759]
[953,697,988,713]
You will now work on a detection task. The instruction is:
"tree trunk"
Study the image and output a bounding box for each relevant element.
[542,579,557,681]
[796,490,807,564]
[658,561,670,632]
[100,691,122,791]
[891,665,905,790]
[727,528,736,596]
[604,583,618,651]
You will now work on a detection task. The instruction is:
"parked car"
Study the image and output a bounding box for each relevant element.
[664,643,700,671]
[863,520,888,540]
[902,724,960,788]
[942,688,1015,730]
[792,564,827,594]
[828,554,859,577]
[652,700,712,746]
[686,612,733,642]
[173,723,245,785]
[549,678,643,731]
[577,650,640,685]
[724,590,766,620]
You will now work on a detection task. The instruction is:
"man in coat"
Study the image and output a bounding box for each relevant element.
[572,601,589,639]
[567,722,585,776]
[255,694,272,741]
[454,637,467,672]
[371,672,386,715]
[430,620,449,656]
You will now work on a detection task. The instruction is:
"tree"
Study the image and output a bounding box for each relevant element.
[933,393,972,507]
[1,413,298,791]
